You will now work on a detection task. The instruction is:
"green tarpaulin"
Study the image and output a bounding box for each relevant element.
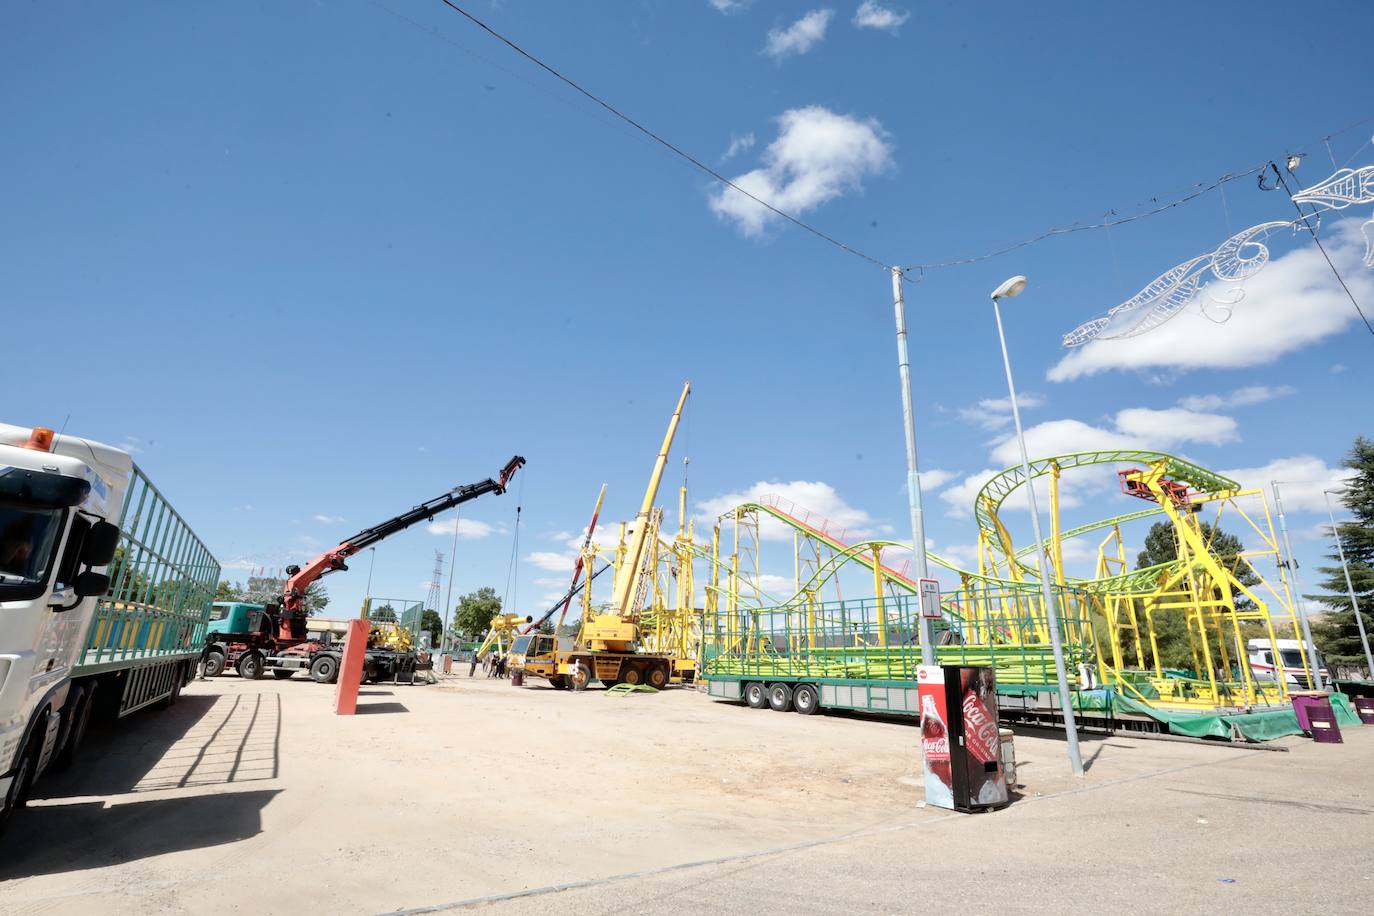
[1114,692,1362,742]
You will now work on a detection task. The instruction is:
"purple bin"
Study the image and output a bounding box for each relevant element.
[1354,696,1374,725]
[1292,694,1342,744]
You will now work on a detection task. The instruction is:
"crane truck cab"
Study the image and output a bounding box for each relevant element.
[1248,638,1329,690]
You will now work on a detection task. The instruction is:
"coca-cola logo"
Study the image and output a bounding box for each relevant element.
[963,692,999,764]
[923,736,950,760]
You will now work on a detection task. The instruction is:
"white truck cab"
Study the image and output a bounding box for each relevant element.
[0,424,163,830]
[1247,638,1329,691]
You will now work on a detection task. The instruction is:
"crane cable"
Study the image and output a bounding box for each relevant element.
[502,471,525,613]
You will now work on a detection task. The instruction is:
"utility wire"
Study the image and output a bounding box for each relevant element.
[422,2,1374,285]
[433,0,894,271]
[1269,163,1374,341]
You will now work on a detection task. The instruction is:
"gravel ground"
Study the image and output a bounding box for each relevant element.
[1,672,1369,915]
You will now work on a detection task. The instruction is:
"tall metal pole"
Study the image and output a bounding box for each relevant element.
[1272,482,1324,688]
[891,267,936,664]
[992,296,1083,776]
[442,510,462,652]
[1324,489,1374,678]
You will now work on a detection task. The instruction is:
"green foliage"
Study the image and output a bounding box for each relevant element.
[1312,436,1374,674]
[215,580,242,602]
[420,609,443,648]
[369,603,398,622]
[453,586,502,639]
[1133,520,1259,671]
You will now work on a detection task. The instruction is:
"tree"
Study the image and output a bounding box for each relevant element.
[453,586,502,639]
[370,603,398,623]
[240,576,329,614]
[215,580,244,602]
[1134,520,1260,671]
[420,609,444,648]
[1312,436,1374,676]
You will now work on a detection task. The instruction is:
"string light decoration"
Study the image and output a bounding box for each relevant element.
[1062,163,1374,347]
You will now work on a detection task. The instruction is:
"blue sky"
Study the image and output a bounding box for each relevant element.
[5,1,1372,621]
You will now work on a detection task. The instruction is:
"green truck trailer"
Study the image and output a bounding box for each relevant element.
[699,586,1093,720]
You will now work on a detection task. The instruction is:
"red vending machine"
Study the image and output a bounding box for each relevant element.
[917,665,1009,812]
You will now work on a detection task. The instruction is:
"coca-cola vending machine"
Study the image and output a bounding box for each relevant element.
[917,665,1008,812]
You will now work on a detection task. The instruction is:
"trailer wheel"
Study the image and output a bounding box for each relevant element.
[767,683,794,712]
[310,655,339,684]
[237,651,265,681]
[53,684,96,771]
[744,682,767,709]
[647,664,669,690]
[203,650,226,678]
[272,669,295,680]
[793,683,821,716]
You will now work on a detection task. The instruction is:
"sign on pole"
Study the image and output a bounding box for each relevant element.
[919,578,942,619]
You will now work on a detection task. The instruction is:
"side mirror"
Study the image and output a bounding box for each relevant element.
[74,570,111,599]
[82,521,121,567]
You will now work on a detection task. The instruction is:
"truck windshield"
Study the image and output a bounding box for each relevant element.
[0,503,64,600]
[1280,650,1308,669]
[510,635,532,655]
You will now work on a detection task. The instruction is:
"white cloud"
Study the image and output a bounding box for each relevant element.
[528,551,575,572]
[1331,363,1348,374]
[312,514,345,524]
[722,132,755,161]
[426,518,497,539]
[1112,407,1239,447]
[1050,218,1374,381]
[710,106,892,235]
[919,468,958,491]
[755,573,795,596]
[939,469,999,518]
[1177,385,1295,411]
[764,9,834,58]
[709,0,750,13]
[956,393,1046,431]
[534,576,567,589]
[853,1,910,32]
[987,408,1237,467]
[1219,455,1354,512]
[697,480,885,541]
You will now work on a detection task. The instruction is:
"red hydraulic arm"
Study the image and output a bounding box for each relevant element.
[277,456,524,639]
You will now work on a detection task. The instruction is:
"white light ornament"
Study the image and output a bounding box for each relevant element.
[1062,163,1374,348]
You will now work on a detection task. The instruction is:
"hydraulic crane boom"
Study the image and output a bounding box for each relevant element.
[277,455,524,638]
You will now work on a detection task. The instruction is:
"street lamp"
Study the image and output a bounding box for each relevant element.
[890,267,937,664]
[1324,489,1374,678]
[990,275,1084,777]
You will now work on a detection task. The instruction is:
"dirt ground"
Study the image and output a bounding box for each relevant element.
[1,672,1370,914]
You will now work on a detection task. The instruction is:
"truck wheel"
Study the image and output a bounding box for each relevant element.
[237,651,265,681]
[310,655,339,684]
[767,683,794,712]
[570,662,592,691]
[0,732,41,834]
[272,669,295,680]
[647,665,669,690]
[621,665,643,686]
[548,675,567,690]
[793,683,821,716]
[53,685,95,771]
[203,650,226,678]
[156,669,183,709]
[744,682,767,709]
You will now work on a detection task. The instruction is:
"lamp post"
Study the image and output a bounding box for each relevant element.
[890,267,937,664]
[990,275,1084,776]
[1324,489,1374,679]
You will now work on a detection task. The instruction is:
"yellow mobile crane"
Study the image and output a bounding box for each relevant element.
[511,383,690,691]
